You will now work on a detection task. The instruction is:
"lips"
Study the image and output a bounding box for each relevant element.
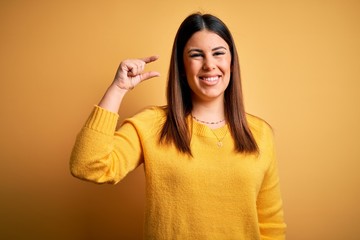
[199,75,221,83]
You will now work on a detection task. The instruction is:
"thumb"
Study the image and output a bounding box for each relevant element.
[140,71,160,82]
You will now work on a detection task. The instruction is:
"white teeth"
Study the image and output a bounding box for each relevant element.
[202,76,219,82]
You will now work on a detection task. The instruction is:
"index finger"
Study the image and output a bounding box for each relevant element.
[141,55,159,64]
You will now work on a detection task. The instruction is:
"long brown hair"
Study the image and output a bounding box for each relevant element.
[160,13,258,155]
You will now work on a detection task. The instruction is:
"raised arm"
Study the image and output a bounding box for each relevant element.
[70,56,160,184]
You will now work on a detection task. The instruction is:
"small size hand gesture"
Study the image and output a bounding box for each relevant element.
[113,55,160,90]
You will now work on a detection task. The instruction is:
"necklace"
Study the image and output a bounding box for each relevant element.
[191,114,228,147]
[192,115,225,125]
[210,128,228,148]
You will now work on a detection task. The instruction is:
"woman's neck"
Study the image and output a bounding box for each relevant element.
[191,99,226,128]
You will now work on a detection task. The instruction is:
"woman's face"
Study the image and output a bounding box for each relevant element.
[183,30,231,103]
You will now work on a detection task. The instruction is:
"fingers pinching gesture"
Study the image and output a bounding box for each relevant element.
[114,55,160,90]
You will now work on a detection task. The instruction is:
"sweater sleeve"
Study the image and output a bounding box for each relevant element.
[70,106,143,184]
[257,122,287,239]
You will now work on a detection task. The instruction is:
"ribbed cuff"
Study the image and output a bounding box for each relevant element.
[85,106,119,135]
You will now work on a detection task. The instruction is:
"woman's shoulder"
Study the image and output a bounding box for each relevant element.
[133,105,166,117]
[125,105,167,125]
[245,113,273,140]
[246,113,270,127]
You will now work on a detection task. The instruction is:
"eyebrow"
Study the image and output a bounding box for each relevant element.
[187,46,228,53]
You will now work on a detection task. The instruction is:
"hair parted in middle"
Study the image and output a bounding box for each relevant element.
[159,12,258,155]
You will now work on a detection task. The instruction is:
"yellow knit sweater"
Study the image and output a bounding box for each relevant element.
[70,106,286,239]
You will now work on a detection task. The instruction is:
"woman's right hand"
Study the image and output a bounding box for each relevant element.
[98,55,160,112]
[113,55,160,90]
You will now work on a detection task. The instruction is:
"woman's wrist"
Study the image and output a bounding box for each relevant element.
[98,83,128,113]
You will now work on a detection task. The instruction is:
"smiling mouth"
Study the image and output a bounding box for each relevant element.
[199,76,220,82]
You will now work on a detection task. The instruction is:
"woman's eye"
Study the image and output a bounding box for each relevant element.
[190,53,203,58]
[214,51,225,56]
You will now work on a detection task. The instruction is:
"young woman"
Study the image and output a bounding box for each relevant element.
[71,13,286,239]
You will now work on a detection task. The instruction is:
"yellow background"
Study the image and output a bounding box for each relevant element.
[1,0,359,239]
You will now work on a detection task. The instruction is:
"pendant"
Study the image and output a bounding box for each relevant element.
[217,141,223,148]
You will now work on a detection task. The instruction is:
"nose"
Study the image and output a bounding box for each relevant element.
[202,57,216,71]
